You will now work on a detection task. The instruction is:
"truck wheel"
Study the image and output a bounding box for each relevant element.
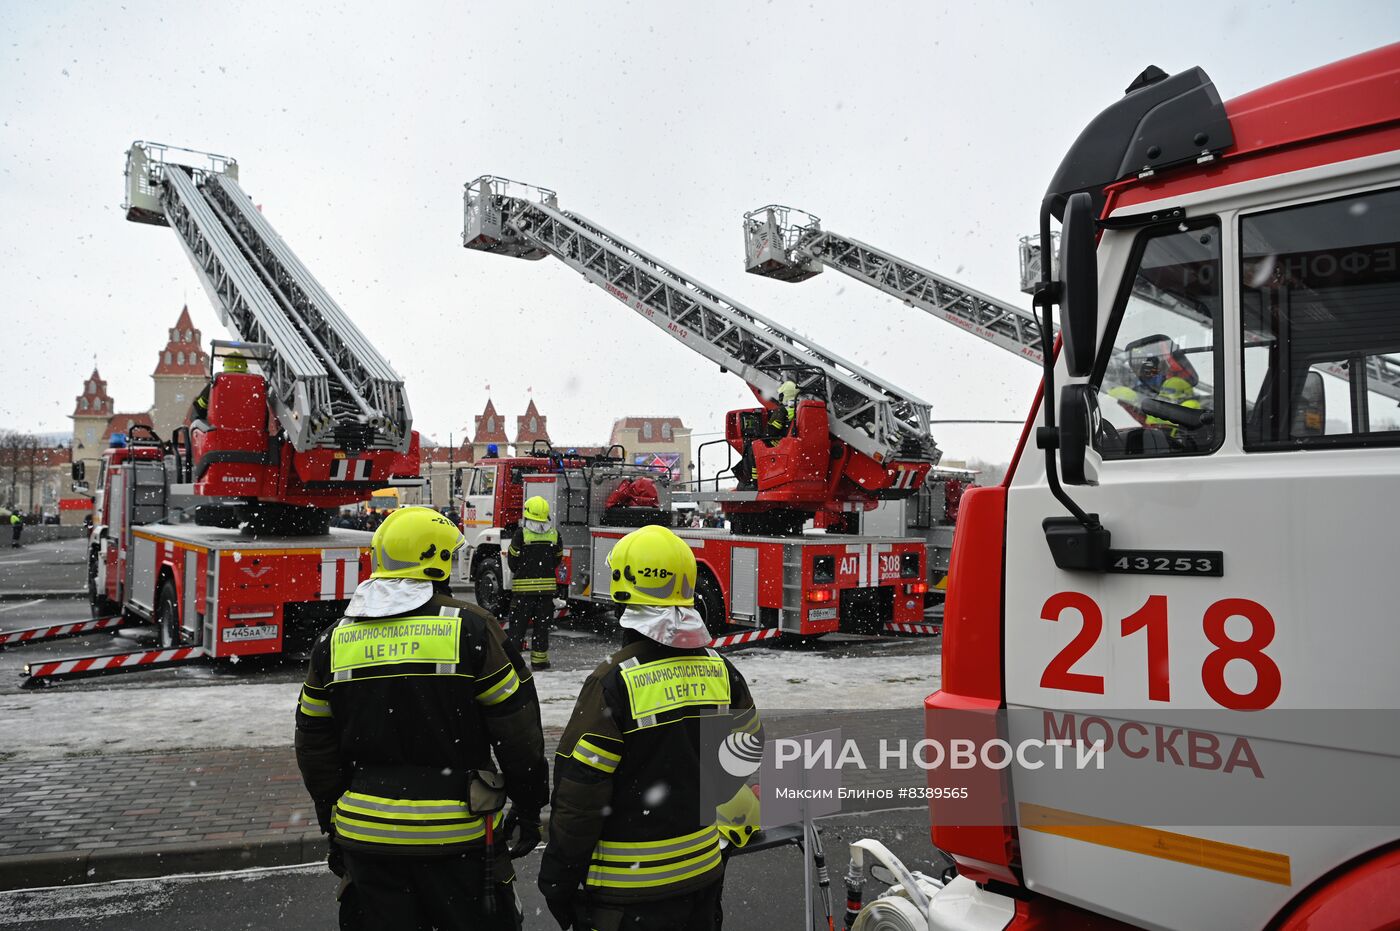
[694,571,729,638]
[87,544,118,616]
[473,553,508,617]
[156,578,181,648]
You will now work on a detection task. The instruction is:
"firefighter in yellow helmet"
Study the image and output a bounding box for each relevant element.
[506,495,564,669]
[539,524,763,930]
[295,506,548,930]
[189,350,250,426]
[734,379,799,490]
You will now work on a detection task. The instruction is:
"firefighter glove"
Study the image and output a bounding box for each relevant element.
[503,806,542,859]
[543,888,580,930]
[326,835,346,878]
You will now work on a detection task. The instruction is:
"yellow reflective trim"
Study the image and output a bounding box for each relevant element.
[586,847,722,888]
[572,737,622,773]
[593,826,717,860]
[477,666,521,706]
[1019,803,1292,886]
[330,616,460,672]
[511,577,556,591]
[575,737,621,764]
[620,656,731,718]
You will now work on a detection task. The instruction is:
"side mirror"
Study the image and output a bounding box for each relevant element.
[1058,384,1100,486]
[72,461,85,482]
[1058,192,1099,378]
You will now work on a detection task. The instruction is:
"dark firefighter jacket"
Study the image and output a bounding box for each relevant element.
[507,526,562,594]
[762,403,791,447]
[294,590,548,855]
[539,632,762,905]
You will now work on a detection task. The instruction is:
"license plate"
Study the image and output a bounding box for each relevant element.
[807,608,837,621]
[223,624,278,642]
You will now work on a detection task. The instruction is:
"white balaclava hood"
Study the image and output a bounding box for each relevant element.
[619,604,711,648]
[345,578,435,618]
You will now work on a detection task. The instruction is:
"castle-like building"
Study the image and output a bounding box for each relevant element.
[70,306,209,485]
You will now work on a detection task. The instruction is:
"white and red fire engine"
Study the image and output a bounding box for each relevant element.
[10,143,420,684]
[460,184,939,640]
[842,44,1400,930]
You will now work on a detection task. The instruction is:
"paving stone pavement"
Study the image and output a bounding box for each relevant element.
[0,748,321,870]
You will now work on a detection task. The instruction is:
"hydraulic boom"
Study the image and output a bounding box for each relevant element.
[745,205,1052,365]
[124,142,412,453]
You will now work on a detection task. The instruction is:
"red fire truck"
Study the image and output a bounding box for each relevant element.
[10,143,420,684]
[455,446,930,640]
[843,45,1400,930]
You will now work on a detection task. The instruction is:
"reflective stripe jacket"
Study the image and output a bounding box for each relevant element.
[507,526,561,593]
[539,633,761,905]
[294,591,548,855]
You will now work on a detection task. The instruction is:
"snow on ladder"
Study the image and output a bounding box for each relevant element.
[23,646,207,687]
[0,615,131,650]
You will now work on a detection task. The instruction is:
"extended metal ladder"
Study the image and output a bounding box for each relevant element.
[123,142,412,452]
[745,205,1052,366]
[464,177,938,466]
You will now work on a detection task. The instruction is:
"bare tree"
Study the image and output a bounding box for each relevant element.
[0,430,20,509]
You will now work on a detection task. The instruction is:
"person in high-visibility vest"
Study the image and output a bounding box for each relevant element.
[538,524,762,930]
[506,496,563,670]
[8,511,21,548]
[189,351,249,426]
[295,506,548,931]
[734,380,798,490]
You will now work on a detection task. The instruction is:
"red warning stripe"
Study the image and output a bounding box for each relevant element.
[707,628,784,649]
[883,622,941,636]
[25,646,205,680]
[0,615,127,647]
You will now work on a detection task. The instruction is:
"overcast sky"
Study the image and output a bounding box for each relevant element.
[2,2,1393,465]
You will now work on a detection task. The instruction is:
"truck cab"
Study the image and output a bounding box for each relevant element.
[908,46,1400,930]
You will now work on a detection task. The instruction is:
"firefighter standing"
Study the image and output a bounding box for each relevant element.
[295,506,549,931]
[8,511,21,548]
[189,351,249,426]
[538,524,762,930]
[507,495,563,670]
[735,379,798,489]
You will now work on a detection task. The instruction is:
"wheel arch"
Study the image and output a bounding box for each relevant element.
[1269,840,1400,930]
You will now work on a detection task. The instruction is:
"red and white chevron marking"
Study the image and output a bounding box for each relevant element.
[707,628,784,649]
[0,615,126,648]
[24,646,206,680]
[883,622,941,636]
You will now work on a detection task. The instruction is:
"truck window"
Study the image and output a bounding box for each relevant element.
[1094,219,1222,459]
[1241,186,1400,449]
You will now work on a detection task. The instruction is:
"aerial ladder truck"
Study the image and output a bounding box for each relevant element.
[11,143,420,685]
[460,178,936,640]
[743,207,1054,597]
[836,45,1400,930]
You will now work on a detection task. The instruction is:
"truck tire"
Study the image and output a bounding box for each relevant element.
[87,544,119,616]
[473,552,508,618]
[694,570,729,638]
[156,578,181,648]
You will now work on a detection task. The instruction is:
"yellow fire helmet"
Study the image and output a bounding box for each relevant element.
[222,351,249,374]
[523,495,551,524]
[716,783,761,848]
[370,506,463,582]
[607,524,696,607]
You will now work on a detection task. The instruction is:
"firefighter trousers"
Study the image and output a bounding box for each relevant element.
[340,848,521,931]
[507,592,554,655]
[585,880,724,931]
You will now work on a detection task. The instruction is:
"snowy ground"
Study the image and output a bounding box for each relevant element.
[0,645,939,761]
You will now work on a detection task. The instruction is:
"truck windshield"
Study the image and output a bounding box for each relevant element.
[1095,219,1223,459]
